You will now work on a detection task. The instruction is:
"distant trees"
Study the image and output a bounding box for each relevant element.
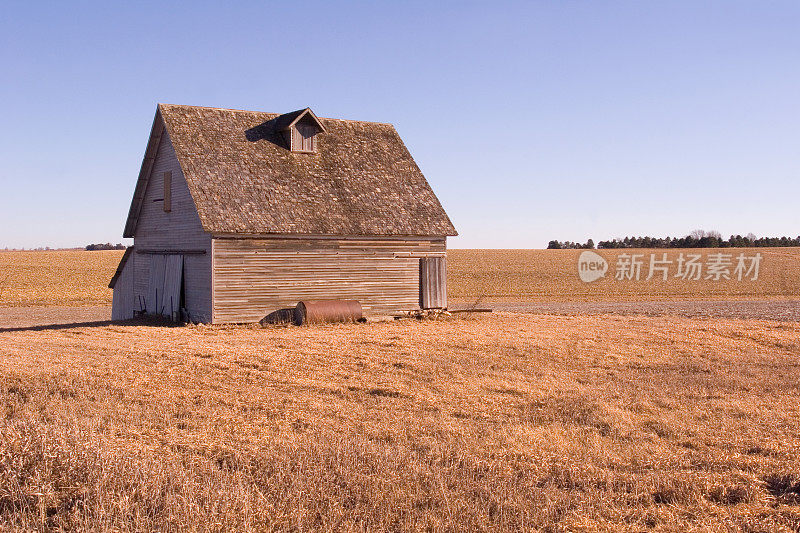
[547,230,800,249]
[597,234,800,249]
[547,239,596,249]
[85,243,126,251]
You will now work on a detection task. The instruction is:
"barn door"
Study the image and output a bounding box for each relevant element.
[147,255,166,314]
[146,254,184,319]
[162,255,184,320]
[420,256,447,309]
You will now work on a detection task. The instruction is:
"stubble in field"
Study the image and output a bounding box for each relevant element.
[1,314,799,530]
[2,247,799,309]
[0,250,123,307]
[448,248,800,302]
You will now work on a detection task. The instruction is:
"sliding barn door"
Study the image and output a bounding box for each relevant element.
[147,255,166,314]
[162,255,184,319]
[420,256,447,309]
[146,254,184,319]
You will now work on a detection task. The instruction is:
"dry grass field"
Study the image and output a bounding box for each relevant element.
[1,249,799,530]
[0,251,122,307]
[448,248,800,302]
[2,248,799,308]
[1,315,800,531]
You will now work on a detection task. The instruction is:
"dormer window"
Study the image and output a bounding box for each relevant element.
[293,122,317,152]
[276,107,326,153]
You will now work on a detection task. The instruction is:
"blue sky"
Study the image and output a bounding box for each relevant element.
[1,1,798,249]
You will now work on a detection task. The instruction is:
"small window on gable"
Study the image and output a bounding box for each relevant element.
[277,108,326,153]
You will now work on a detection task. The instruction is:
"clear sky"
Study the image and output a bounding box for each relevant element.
[1,1,798,249]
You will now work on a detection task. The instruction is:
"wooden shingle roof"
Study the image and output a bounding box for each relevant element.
[124,104,456,237]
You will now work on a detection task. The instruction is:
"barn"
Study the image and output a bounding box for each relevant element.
[109,104,457,323]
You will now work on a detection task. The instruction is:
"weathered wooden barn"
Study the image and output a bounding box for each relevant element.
[110,104,457,323]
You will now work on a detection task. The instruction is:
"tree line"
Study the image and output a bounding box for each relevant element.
[548,231,800,249]
[85,243,127,251]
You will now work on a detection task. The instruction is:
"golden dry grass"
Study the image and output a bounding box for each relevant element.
[2,248,799,308]
[2,314,800,531]
[448,248,800,302]
[0,251,123,307]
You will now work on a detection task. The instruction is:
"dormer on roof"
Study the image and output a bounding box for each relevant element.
[275,107,326,153]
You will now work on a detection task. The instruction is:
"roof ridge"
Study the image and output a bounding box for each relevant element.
[158,103,395,127]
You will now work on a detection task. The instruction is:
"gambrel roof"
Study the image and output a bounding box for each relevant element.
[124,104,457,238]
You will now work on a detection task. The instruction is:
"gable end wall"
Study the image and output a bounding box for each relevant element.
[132,131,212,322]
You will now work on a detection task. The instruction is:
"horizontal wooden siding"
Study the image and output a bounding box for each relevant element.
[212,237,446,323]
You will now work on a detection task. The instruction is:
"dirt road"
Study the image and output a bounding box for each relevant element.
[451,298,800,322]
[0,306,111,330]
[2,299,800,330]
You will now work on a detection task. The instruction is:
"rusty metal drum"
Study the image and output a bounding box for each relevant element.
[294,300,363,325]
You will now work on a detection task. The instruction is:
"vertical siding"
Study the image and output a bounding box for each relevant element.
[212,237,447,323]
[132,131,212,322]
[291,124,316,152]
[111,253,135,320]
[420,256,447,309]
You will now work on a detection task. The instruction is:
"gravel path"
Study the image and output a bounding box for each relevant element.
[0,306,112,331]
[2,300,799,331]
[450,299,800,322]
